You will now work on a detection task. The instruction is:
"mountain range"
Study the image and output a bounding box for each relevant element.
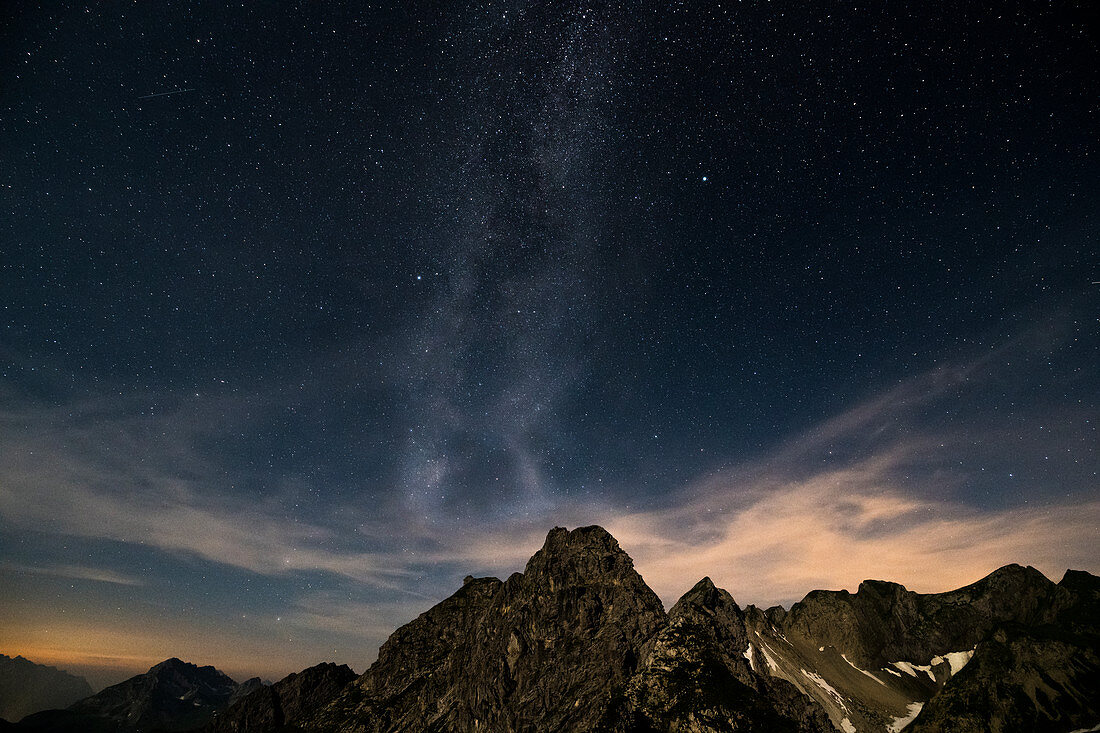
[3,525,1097,732]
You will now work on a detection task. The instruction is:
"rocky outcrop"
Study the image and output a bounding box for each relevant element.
[906,569,1100,732]
[309,526,668,732]
[0,655,92,723]
[602,578,831,731]
[208,663,356,733]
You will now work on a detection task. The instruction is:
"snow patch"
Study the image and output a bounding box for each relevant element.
[840,718,857,733]
[1068,725,1100,733]
[891,661,936,682]
[884,667,903,678]
[929,649,974,677]
[800,668,848,712]
[819,646,825,652]
[758,643,780,673]
[743,643,756,672]
[887,702,924,732]
[841,653,887,686]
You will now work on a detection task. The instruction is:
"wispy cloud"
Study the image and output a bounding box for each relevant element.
[0,393,423,588]
[1,562,144,586]
[287,593,428,641]
[0,317,1094,618]
[0,474,416,586]
[595,322,1100,606]
[605,453,1100,607]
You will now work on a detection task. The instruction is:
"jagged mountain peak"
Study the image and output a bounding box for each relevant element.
[1059,568,1100,589]
[149,657,226,677]
[47,657,241,733]
[207,662,356,733]
[669,576,740,617]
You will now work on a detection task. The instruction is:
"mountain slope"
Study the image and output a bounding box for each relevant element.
[907,569,1100,732]
[207,663,356,733]
[0,655,92,723]
[601,577,832,731]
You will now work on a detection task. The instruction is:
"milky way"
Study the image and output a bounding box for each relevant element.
[0,1,1096,687]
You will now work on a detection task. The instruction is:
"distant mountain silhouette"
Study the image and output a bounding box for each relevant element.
[6,526,1098,731]
[0,655,92,723]
[16,658,239,732]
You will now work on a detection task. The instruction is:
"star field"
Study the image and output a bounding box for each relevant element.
[0,1,1096,687]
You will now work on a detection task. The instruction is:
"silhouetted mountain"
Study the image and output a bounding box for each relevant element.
[0,655,92,722]
[225,679,265,711]
[17,658,238,732]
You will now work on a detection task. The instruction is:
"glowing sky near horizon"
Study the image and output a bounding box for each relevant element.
[0,1,1096,689]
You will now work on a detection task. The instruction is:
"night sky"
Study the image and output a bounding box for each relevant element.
[1,1,1097,689]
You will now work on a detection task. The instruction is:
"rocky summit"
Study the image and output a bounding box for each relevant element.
[6,526,1098,732]
[310,525,668,732]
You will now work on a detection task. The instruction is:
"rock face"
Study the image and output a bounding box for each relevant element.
[906,569,1100,733]
[0,655,92,723]
[782,563,1069,669]
[309,526,668,732]
[208,663,356,733]
[733,563,1095,732]
[602,578,832,732]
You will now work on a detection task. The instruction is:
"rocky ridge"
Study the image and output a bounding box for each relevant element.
[5,525,1097,732]
[300,526,1098,733]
